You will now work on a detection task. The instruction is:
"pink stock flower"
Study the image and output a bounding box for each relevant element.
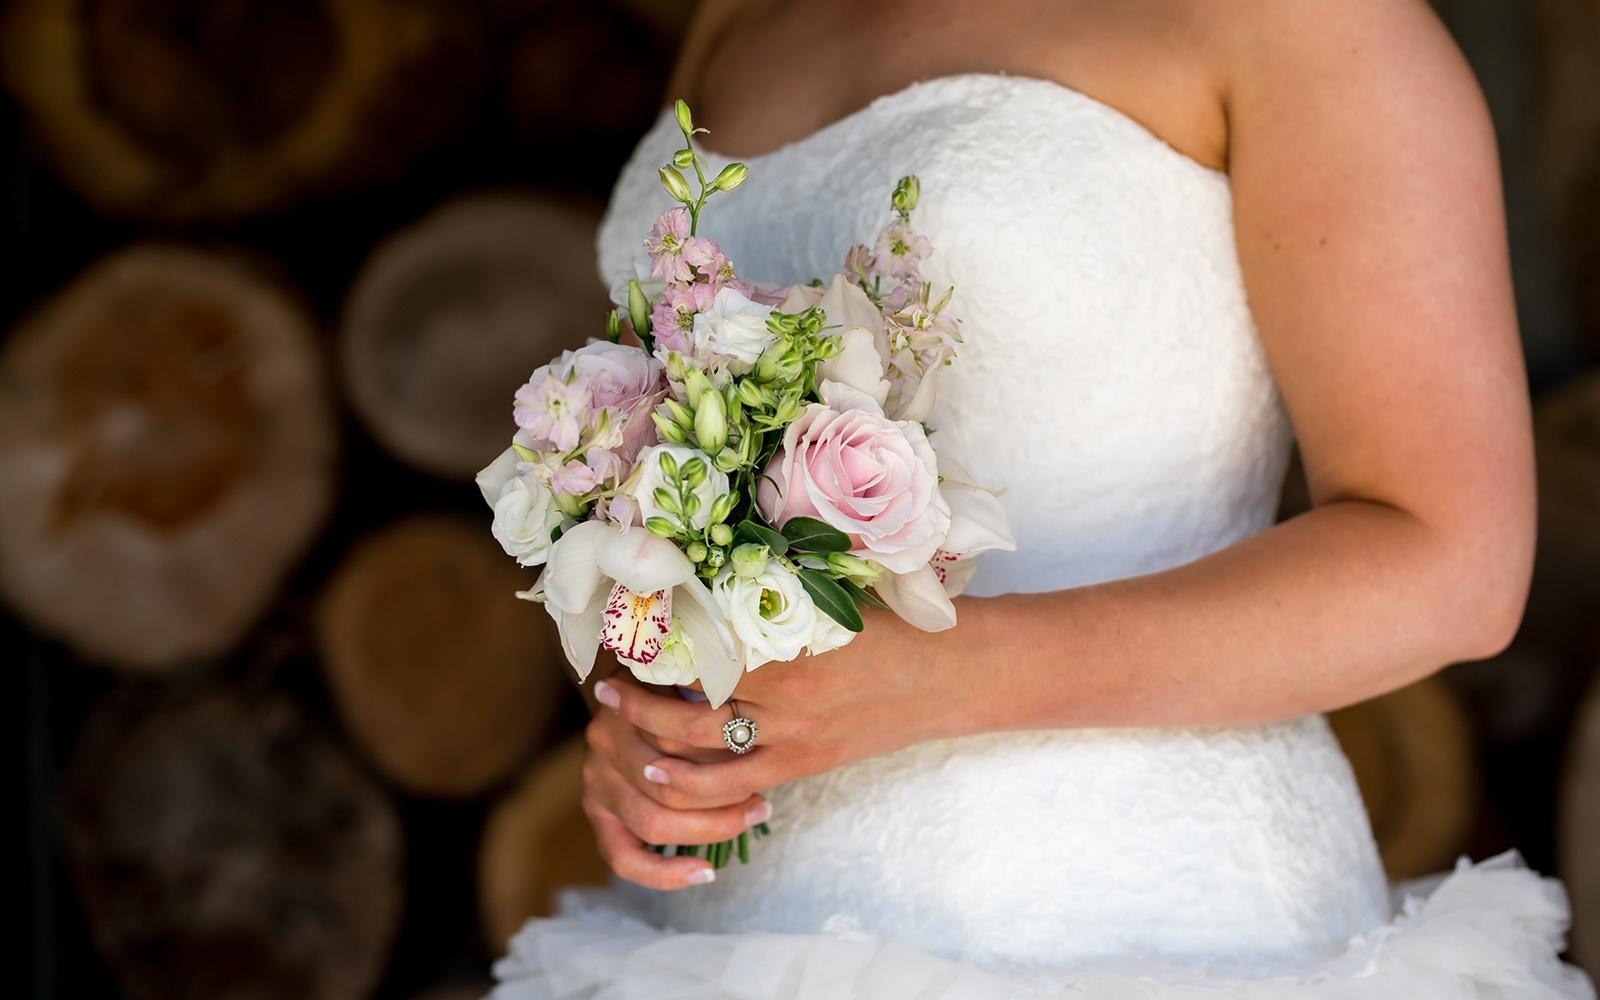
[756,382,950,574]
[644,208,694,283]
[513,371,591,452]
[649,281,716,356]
[873,220,932,279]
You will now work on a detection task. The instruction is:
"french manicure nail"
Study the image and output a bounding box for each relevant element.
[746,800,772,825]
[643,763,670,785]
[686,867,716,885]
[594,680,620,710]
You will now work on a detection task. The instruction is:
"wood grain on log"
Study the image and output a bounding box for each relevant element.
[340,195,607,477]
[317,515,565,798]
[62,684,403,1000]
[0,246,335,669]
[479,735,609,952]
[0,0,484,220]
[1329,677,1477,881]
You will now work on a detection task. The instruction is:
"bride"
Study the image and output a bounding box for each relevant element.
[493,0,1593,995]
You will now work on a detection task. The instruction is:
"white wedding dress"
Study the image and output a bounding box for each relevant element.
[492,72,1593,998]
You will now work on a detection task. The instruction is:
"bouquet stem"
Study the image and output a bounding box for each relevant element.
[649,822,771,869]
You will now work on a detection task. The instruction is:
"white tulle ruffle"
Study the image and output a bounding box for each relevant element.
[490,851,1594,1000]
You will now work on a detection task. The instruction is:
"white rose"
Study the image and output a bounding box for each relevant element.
[632,444,729,531]
[712,563,820,669]
[692,286,777,367]
[809,610,856,657]
[494,476,565,566]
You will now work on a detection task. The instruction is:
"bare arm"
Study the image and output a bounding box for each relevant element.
[582,0,1535,883]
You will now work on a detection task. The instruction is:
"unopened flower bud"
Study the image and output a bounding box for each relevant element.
[754,340,790,382]
[646,516,677,537]
[712,162,748,191]
[709,523,733,546]
[627,279,652,337]
[673,99,694,134]
[661,398,693,430]
[892,174,920,216]
[683,492,701,518]
[665,352,688,381]
[687,540,709,562]
[773,393,802,424]
[659,165,693,203]
[731,543,769,579]
[704,547,726,570]
[713,447,742,473]
[652,486,681,516]
[651,411,688,444]
[681,457,707,489]
[672,148,695,170]
[825,551,879,583]
[708,491,736,524]
[605,309,623,342]
[816,335,842,359]
[738,432,759,465]
[736,378,772,408]
[683,368,713,406]
[694,390,728,453]
[656,449,679,480]
[555,492,586,518]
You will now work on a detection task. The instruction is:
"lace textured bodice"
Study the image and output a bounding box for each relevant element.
[593,72,1390,975]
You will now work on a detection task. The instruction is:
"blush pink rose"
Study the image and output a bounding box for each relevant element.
[756,382,950,573]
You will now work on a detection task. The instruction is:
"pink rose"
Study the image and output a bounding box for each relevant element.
[554,340,666,461]
[756,382,950,573]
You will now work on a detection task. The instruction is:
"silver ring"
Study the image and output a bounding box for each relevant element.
[723,700,759,754]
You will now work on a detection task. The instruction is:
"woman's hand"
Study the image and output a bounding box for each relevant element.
[581,680,772,890]
[591,604,963,816]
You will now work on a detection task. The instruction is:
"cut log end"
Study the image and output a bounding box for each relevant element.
[317,515,567,798]
[0,245,335,669]
[479,735,610,952]
[63,684,404,1000]
[340,195,608,478]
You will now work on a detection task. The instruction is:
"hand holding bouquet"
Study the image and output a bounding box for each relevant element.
[476,100,1013,865]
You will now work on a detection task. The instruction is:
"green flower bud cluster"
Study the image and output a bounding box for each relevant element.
[723,305,845,432]
[657,99,748,238]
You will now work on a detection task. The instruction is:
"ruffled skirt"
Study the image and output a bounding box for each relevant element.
[490,851,1593,999]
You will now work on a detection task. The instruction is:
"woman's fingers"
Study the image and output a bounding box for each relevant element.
[638,747,786,804]
[594,676,732,749]
[582,797,716,891]
[595,761,771,847]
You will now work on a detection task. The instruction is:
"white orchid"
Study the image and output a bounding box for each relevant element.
[872,453,1015,631]
[532,521,744,706]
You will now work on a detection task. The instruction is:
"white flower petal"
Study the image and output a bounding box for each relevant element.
[542,521,608,614]
[888,366,940,423]
[547,588,606,680]
[596,524,696,593]
[873,564,957,632]
[817,326,890,405]
[675,575,743,708]
[475,446,522,507]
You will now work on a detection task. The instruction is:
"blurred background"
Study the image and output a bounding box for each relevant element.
[6,0,1597,997]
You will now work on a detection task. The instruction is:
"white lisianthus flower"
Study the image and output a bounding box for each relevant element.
[809,610,856,658]
[712,563,821,669]
[476,446,564,567]
[692,285,777,368]
[632,443,729,531]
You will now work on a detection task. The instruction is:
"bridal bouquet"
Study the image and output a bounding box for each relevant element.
[476,100,1013,864]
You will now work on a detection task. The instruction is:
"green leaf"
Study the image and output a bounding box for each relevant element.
[780,516,851,552]
[734,519,788,555]
[841,578,889,611]
[797,568,864,632]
